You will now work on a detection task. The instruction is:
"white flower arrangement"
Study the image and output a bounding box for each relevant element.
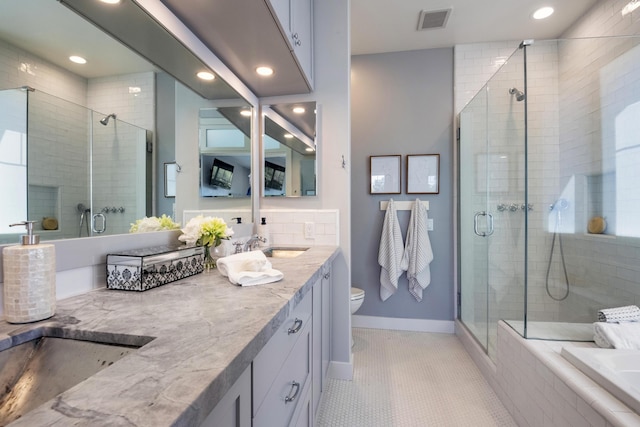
[178,215,234,247]
[129,215,180,233]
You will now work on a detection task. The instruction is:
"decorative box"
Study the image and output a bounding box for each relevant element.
[106,245,204,291]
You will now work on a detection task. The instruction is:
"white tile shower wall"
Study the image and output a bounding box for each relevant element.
[87,73,155,235]
[261,209,339,247]
[454,41,520,115]
[0,39,86,105]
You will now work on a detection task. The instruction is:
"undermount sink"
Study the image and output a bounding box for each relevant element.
[262,247,309,258]
[0,334,147,425]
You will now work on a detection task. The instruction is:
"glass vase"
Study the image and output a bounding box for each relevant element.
[203,244,222,271]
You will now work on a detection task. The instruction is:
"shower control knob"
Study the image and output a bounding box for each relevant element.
[509,204,518,212]
[110,207,118,213]
[102,207,110,213]
[497,204,507,212]
[118,207,125,213]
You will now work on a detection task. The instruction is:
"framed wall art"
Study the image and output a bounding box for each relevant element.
[407,154,439,194]
[369,155,401,194]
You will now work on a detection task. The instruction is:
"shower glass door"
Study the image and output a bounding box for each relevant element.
[459,85,490,352]
[459,46,527,360]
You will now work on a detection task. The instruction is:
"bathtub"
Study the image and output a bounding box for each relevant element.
[562,347,640,414]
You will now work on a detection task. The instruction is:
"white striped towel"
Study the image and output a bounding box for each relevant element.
[597,305,640,323]
[403,198,434,302]
[378,199,407,301]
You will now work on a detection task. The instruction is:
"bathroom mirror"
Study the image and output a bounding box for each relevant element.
[199,106,252,198]
[0,0,252,243]
[262,105,316,197]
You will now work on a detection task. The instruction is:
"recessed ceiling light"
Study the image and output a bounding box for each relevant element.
[256,66,274,76]
[284,133,293,139]
[197,71,215,81]
[305,147,315,152]
[99,0,121,4]
[240,109,251,117]
[69,55,87,64]
[293,106,305,114]
[532,6,554,20]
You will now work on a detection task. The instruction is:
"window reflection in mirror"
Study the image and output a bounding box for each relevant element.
[262,106,316,197]
[199,107,252,198]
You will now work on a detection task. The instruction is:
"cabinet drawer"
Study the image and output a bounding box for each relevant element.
[253,290,312,413]
[253,318,311,427]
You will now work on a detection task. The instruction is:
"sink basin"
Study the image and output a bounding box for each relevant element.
[262,247,309,258]
[0,336,144,425]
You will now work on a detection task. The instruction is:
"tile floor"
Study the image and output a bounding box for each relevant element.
[316,328,517,426]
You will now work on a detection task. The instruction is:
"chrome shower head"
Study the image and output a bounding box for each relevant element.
[509,88,525,102]
[100,113,117,126]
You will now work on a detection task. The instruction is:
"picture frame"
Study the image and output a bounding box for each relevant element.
[369,155,401,194]
[407,154,439,194]
[164,162,177,198]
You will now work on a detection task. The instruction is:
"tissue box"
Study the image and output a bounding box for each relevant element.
[106,245,204,291]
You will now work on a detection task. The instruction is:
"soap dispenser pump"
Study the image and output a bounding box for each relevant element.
[3,221,56,323]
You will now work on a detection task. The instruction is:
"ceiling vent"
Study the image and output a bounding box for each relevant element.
[417,8,451,31]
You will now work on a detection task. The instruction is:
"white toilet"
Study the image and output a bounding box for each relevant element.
[350,287,365,314]
[350,287,365,348]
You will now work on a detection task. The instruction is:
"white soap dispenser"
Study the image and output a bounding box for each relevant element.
[257,217,270,248]
[3,221,56,323]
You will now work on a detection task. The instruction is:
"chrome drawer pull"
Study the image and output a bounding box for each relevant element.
[284,381,300,403]
[288,318,303,335]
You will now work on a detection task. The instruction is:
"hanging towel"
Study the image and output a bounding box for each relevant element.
[378,199,406,301]
[403,199,434,302]
[597,305,640,323]
[593,322,640,349]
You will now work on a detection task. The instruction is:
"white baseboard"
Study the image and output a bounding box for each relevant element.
[327,357,353,381]
[352,315,455,334]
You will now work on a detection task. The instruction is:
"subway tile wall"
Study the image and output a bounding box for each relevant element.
[182,209,340,248]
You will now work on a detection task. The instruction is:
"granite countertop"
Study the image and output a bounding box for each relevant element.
[0,245,339,426]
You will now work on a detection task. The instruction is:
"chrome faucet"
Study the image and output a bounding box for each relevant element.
[243,235,266,252]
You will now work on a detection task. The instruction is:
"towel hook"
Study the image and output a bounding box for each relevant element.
[341,155,346,168]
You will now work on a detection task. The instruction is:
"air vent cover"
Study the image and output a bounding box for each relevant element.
[417,9,451,31]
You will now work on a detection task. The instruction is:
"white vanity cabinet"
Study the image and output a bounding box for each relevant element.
[253,290,313,427]
[200,365,251,427]
[266,0,314,88]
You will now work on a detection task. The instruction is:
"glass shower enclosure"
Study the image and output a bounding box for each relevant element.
[458,36,640,361]
[0,87,151,243]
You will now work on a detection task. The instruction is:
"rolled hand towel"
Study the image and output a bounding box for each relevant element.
[217,250,283,286]
[593,322,640,349]
[597,305,640,323]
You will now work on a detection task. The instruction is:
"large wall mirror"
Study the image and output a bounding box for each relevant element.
[262,104,317,197]
[0,0,252,243]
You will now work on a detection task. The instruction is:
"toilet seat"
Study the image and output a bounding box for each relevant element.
[351,287,365,301]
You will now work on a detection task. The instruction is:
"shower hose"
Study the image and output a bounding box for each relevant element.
[545,211,570,301]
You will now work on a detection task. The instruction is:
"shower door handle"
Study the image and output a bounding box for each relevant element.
[474,211,493,237]
[486,213,494,236]
[92,213,106,234]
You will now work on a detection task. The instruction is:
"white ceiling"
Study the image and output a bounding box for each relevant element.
[351,0,599,55]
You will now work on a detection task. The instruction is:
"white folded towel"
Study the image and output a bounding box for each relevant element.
[597,305,640,323]
[378,199,407,301]
[216,250,283,286]
[402,199,434,302]
[593,322,640,349]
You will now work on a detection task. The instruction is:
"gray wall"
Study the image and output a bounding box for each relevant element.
[156,72,177,218]
[351,48,454,321]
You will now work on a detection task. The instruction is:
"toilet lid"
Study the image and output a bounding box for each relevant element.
[351,288,364,300]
